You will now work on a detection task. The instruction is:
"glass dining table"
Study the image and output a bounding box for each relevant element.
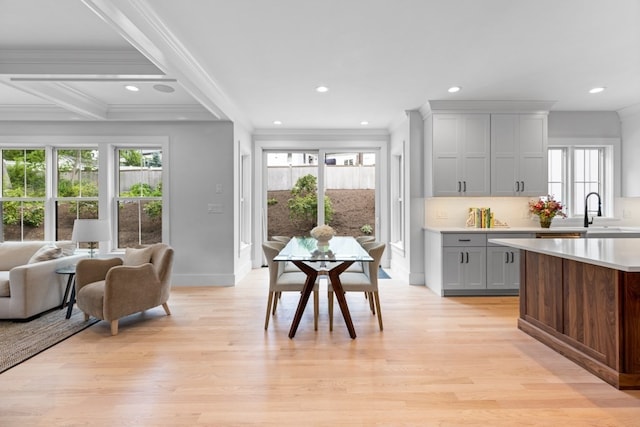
[274,236,373,339]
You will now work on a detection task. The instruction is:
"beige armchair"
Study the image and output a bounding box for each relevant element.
[74,243,174,335]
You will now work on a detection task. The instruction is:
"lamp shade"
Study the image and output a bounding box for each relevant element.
[71,219,111,243]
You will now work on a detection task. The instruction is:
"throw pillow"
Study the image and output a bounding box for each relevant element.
[123,246,154,266]
[55,240,76,257]
[28,245,62,264]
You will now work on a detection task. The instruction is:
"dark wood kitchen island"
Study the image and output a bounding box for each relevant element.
[489,237,640,389]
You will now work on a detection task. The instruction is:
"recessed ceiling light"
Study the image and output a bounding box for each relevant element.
[360,121,369,126]
[125,85,139,92]
[448,86,461,93]
[589,87,606,94]
[273,120,283,125]
[153,84,175,93]
[315,86,329,93]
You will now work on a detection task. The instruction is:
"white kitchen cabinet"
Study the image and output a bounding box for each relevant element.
[486,246,520,290]
[491,114,548,196]
[425,231,536,296]
[432,114,490,196]
[441,233,486,291]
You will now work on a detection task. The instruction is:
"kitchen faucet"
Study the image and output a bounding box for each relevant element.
[583,192,602,228]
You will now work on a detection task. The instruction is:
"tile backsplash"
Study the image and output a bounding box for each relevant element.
[425,197,640,228]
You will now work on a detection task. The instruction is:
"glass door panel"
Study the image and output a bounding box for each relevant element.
[322,151,376,237]
[265,151,319,239]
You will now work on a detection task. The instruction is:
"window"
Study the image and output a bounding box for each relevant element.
[548,144,613,217]
[0,149,46,241]
[55,149,99,241]
[116,148,162,248]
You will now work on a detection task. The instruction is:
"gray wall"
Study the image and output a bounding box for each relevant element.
[0,121,237,286]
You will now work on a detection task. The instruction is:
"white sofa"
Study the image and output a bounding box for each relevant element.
[0,241,85,320]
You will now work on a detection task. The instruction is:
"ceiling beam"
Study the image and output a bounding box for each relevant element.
[81,0,251,128]
[1,79,108,120]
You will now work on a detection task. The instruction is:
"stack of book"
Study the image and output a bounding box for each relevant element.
[467,207,494,228]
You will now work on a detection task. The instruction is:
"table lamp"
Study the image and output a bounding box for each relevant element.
[71,219,110,258]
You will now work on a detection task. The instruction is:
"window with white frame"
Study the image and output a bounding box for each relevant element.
[55,149,99,241]
[115,148,163,248]
[548,145,613,218]
[0,149,46,241]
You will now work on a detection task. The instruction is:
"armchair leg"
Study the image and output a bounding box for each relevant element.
[162,302,171,315]
[83,313,90,321]
[110,320,119,335]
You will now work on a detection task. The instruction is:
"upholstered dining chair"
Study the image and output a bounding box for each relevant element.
[262,241,318,330]
[74,243,174,335]
[355,235,375,245]
[271,235,292,243]
[328,242,386,331]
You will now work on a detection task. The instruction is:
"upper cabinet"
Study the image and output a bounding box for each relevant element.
[490,114,548,196]
[432,114,490,196]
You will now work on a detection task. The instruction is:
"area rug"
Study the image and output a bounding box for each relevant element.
[0,307,98,374]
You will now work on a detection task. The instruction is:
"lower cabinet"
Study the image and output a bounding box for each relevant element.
[431,231,534,296]
[486,246,520,290]
[442,238,486,291]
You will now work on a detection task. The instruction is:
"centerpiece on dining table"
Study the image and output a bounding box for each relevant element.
[310,224,335,252]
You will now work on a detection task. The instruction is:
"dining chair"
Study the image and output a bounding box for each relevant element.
[328,242,386,331]
[355,236,375,245]
[271,235,292,243]
[262,241,319,331]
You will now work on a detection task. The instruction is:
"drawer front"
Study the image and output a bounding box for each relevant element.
[486,233,535,246]
[443,233,486,247]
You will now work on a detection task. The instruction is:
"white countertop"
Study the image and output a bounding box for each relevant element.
[425,226,585,233]
[488,237,640,272]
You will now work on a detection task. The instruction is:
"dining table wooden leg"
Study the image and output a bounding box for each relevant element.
[288,261,318,339]
[328,261,357,339]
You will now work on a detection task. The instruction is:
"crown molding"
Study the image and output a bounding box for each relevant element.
[0,103,215,121]
[82,0,252,130]
[426,100,556,114]
[617,103,640,121]
[0,49,162,76]
[253,128,389,142]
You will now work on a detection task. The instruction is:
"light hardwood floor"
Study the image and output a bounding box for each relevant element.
[1,268,640,426]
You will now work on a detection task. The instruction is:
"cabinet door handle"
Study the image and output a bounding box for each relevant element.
[457,181,461,192]
[515,181,520,192]
[505,252,509,263]
[510,252,514,263]
[520,181,525,192]
[463,181,467,192]
[465,252,469,263]
[458,239,471,242]
[460,252,464,263]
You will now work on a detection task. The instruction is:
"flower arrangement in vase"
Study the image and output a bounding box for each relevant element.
[310,224,335,251]
[529,195,566,228]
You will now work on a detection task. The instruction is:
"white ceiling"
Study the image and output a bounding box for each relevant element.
[1,0,639,129]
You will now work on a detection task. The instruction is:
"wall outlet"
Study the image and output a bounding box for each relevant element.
[436,209,448,219]
[215,184,223,194]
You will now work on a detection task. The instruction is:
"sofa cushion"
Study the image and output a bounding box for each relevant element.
[0,242,46,270]
[0,271,9,297]
[123,246,154,266]
[28,245,63,264]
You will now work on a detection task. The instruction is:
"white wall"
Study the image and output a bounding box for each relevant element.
[619,105,640,197]
[0,121,238,286]
[389,110,424,285]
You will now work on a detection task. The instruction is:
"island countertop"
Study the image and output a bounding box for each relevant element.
[488,237,640,272]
